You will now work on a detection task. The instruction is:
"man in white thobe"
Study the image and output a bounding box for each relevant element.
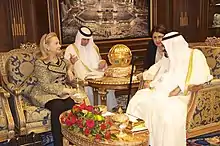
[64,26,117,111]
[126,32,213,146]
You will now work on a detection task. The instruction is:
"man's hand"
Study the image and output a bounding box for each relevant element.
[98,60,107,69]
[70,54,78,65]
[169,86,181,97]
[144,80,152,88]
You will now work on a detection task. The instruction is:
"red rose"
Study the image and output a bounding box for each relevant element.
[60,116,66,124]
[85,105,94,112]
[70,115,77,124]
[95,134,102,140]
[105,131,111,140]
[73,105,80,112]
[100,123,107,130]
[79,101,86,110]
[84,128,90,136]
[68,112,73,118]
[86,119,95,129]
[77,118,83,128]
[65,118,73,126]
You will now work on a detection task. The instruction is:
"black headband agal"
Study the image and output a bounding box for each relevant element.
[79,26,93,37]
[162,33,181,41]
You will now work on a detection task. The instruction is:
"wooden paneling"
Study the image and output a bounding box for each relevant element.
[156,0,173,30]
[8,0,27,48]
[157,0,209,42]
[0,0,49,51]
[0,0,214,52]
[33,0,49,44]
[0,0,13,52]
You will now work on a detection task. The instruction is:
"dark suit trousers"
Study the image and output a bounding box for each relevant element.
[45,97,75,146]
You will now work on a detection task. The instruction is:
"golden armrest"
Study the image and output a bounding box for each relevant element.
[0,87,15,133]
[210,79,220,85]
[187,84,204,92]
[0,87,10,98]
[187,79,220,92]
[1,75,23,97]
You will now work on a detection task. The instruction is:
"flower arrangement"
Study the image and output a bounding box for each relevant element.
[60,101,117,141]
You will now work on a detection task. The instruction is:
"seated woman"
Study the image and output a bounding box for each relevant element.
[30,32,87,146]
[143,24,167,70]
[126,32,213,146]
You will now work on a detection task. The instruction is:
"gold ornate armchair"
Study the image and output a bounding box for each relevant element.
[0,86,15,142]
[186,45,220,138]
[0,43,51,136]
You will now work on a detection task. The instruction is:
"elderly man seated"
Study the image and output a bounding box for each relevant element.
[127,32,213,146]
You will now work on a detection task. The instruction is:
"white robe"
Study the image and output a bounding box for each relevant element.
[64,44,117,111]
[143,55,169,82]
[126,49,212,146]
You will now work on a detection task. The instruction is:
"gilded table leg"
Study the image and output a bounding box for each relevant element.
[98,88,107,105]
[63,137,69,146]
[92,88,99,105]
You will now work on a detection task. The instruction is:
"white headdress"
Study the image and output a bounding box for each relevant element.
[74,26,94,48]
[74,26,100,70]
[161,32,192,92]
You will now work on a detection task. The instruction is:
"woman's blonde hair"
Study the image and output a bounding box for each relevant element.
[37,32,58,60]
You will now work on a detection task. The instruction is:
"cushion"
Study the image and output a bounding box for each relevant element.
[6,52,37,95]
[23,105,51,125]
[193,46,220,79]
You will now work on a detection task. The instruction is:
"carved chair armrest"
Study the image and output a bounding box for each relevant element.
[1,75,26,134]
[1,75,23,97]
[0,87,15,134]
[186,78,220,92]
[210,79,220,85]
[187,84,206,127]
[187,83,208,115]
[187,84,204,92]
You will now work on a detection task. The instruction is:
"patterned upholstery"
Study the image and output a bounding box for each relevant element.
[193,46,220,79]
[6,52,37,95]
[0,43,51,135]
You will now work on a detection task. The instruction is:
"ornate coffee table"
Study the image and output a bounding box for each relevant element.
[86,76,140,105]
[62,122,149,146]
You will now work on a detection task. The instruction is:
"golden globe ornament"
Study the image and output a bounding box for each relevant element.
[105,44,135,78]
[108,44,132,67]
